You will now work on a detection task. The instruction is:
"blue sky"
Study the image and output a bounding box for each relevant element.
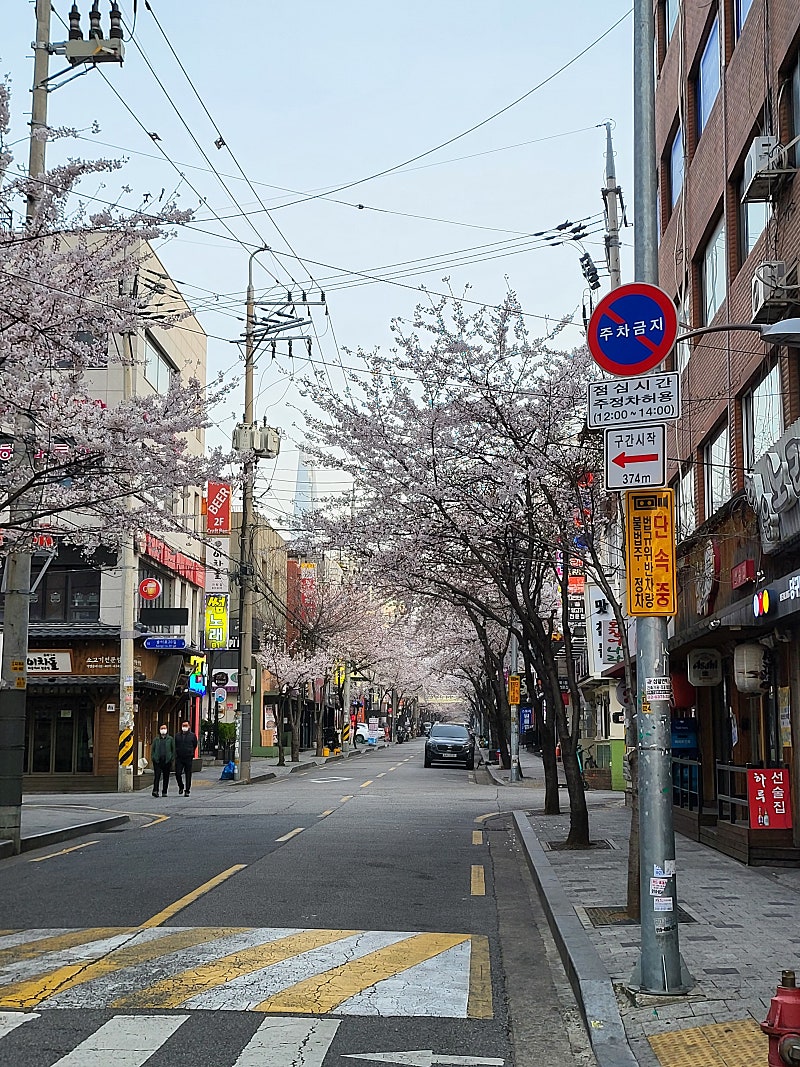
[3,1,635,525]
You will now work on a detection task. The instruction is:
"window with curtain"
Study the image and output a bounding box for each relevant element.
[697,16,720,136]
[702,216,726,324]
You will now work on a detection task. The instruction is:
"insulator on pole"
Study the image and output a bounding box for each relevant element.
[69,3,84,39]
[89,0,102,38]
[109,1,123,39]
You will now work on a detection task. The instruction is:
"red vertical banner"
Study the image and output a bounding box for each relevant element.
[205,482,232,535]
[747,768,792,829]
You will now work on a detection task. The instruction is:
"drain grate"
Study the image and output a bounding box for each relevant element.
[543,838,615,851]
[585,905,696,926]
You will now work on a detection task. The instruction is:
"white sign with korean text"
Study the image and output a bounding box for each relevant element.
[605,424,667,490]
[27,650,72,673]
[205,536,230,593]
[587,372,681,429]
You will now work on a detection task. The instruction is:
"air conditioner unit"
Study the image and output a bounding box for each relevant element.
[752,260,789,324]
[742,135,779,203]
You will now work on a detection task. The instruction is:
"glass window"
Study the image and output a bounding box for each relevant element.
[735,0,753,38]
[667,0,679,40]
[744,363,783,470]
[702,216,726,324]
[670,125,684,207]
[705,422,731,516]
[18,568,100,623]
[143,335,175,395]
[675,290,691,373]
[676,466,696,540]
[791,52,800,167]
[697,16,720,136]
[740,174,770,261]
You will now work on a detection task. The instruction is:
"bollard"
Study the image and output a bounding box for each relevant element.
[762,971,800,1066]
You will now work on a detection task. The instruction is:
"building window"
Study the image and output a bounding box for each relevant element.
[739,174,770,261]
[1,567,102,624]
[791,51,800,167]
[735,0,753,38]
[667,0,679,40]
[743,363,782,470]
[676,467,696,540]
[675,290,691,373]
[670,125,684,207]
[702,216,726,324]
[697,15,720,136]
[143,335,175,395]
[704,422,731,517]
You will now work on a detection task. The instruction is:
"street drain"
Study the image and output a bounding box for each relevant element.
[585,905,696,926]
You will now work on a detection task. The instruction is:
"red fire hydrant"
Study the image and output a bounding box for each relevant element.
[762,971,800,1066]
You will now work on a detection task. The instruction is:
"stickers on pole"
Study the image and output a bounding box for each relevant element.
[624,490,677,616]
[644,677,673,702]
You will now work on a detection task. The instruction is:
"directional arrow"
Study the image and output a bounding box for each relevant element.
[343,1052,504,1066]
[612,451,659,468]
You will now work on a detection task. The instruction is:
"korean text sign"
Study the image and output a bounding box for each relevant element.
[206,482,232,535]
[624,490,677,616]
[747,768,792,829]
[203,593,229,650]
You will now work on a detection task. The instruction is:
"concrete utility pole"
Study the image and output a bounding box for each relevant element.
[118,336,137,792]
[631,0,692,995]
[603,122,622,291]
[342,661,352,752]
[509,631,520,782]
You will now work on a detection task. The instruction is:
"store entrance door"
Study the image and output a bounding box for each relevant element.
[25,702,95,774]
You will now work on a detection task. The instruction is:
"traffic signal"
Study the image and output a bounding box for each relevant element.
[579,253,601,291]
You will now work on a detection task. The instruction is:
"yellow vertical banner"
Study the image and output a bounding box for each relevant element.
[624,489,677,616]
[508,675,521,705]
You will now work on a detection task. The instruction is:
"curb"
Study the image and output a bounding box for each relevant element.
[512,811,638,1067]
[3,814,131,859]
[0,839,13,860]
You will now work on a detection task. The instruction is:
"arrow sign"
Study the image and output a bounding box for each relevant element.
[344,1053,504,1066]
[612,451,660,468]
[604,424,666,491]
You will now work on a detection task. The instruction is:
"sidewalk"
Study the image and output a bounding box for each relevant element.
[0,742,385,859]
[494,746,800,1067]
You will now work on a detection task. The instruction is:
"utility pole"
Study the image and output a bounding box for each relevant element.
[509,632,520,782]
[342,661,352,752]
[118,334,136,792]
[603,122,623,291]
[631,0,692,995]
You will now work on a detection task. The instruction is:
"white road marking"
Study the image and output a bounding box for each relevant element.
[344,1053,504,1066]
[337,941,471,1017]
[275,828,304,842]
[309,776,352,782]
[51,1014,189,1067]
[0,1011,39,1040]
[233,1016,340,1066]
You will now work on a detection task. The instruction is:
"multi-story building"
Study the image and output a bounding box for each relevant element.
[656,0,800,861]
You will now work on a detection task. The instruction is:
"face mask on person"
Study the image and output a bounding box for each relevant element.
[159,728,167,736]
[181,726,189,732]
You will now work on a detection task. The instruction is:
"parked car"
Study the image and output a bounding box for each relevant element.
[354,723,372,744]
[424,723,475,770]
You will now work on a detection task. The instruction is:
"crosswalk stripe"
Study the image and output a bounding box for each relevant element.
[2,927,246,1010]
[234,1017,340,1067]
[255,932,470,1014]
[0,1010,39,1040]
[0,928,128,965]
[51,1013,189,1067]
[111,928,360,1010]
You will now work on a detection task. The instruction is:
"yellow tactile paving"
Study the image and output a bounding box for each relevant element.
[649,1019,767,1067]
[255,932,470,1013]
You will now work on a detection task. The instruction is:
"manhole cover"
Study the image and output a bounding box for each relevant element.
[585,905,696,926]
[543,838,615,851]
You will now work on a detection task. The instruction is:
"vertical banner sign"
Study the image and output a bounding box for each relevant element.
[747,768,792,829]
[203,593,229,650]
[508,675,521,705]
[624,490,677,616]
[205,536,230,594]
[205,482,232,535]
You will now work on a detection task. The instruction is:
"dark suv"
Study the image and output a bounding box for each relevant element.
[424,724,475,770]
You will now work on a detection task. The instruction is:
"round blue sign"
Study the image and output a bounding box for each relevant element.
[588,283,678,377]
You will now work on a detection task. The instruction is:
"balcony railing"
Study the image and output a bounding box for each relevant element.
[716,762,750,825]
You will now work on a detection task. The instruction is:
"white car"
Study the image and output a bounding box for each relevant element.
[354,723,372,743]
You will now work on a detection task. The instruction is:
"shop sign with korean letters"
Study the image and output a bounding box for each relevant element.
[624,490,677,616]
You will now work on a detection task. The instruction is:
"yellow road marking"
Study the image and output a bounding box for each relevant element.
[471,865,486,896]
[29,841,98,863]
[319,810,334,818]
[389,766,397,771]
[472,831,483,846]
[649,1018,766,1067]
[467,935,492,1018]
[360,781,373,788]
[474,813,496,823]
[111,929,359,1009]
[376,773,386,778]
[140,865,247,929]
[0,927,243,1010]
[255,932,470,1014]
[0,928,129,969]
[141,813,170,829]
[276,828,304,843]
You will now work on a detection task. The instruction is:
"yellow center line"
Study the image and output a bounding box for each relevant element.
[360,780,373,788]
[467,935,493,1018]
[474,812,496,823]
[472,830,484,846]
[29,841,98,863]
[376,773,386,778]
[471,865,486,896]
[340,795,354,802]
[111,929,360,1010]
[140,865,247,929]
[141,813,170,829]
[0,927,244,1011]
[256,932,470,1014]
[319,809,334,818]
[275,828,304,843]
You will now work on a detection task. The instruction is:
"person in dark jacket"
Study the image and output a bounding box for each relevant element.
[174,720,198,797]
[151,725,176,797]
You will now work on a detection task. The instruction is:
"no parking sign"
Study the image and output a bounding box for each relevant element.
[588,283,678,377]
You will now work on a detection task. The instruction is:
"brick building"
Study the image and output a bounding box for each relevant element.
[655,0,800,861]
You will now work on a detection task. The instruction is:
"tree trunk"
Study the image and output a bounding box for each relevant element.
[561,740,590,847]
[626,747,641,919]
[276,694,286,767]
[538,704,560,815]
[291,715,300,762]
[314,699,324,757]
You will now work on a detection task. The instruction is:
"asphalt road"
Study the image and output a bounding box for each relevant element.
[0,740,594,1067]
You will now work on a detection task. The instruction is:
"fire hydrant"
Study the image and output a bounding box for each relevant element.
[762,971,800,1066]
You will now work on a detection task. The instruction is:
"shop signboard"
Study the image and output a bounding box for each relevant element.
[206,482,232,535]
[26,650,72,673]
[204,536,230,594]
[687,648,722,687]
[624,490,677,616]
[203,593,229,650]
[747,768,792,829]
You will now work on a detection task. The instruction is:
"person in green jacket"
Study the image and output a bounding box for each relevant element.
[151,725,176,797]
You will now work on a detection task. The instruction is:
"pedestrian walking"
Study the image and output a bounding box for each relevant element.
[150,725,175,797]
[175,720,198,797]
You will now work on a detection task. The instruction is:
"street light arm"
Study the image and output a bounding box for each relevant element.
[676,317,800,346]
